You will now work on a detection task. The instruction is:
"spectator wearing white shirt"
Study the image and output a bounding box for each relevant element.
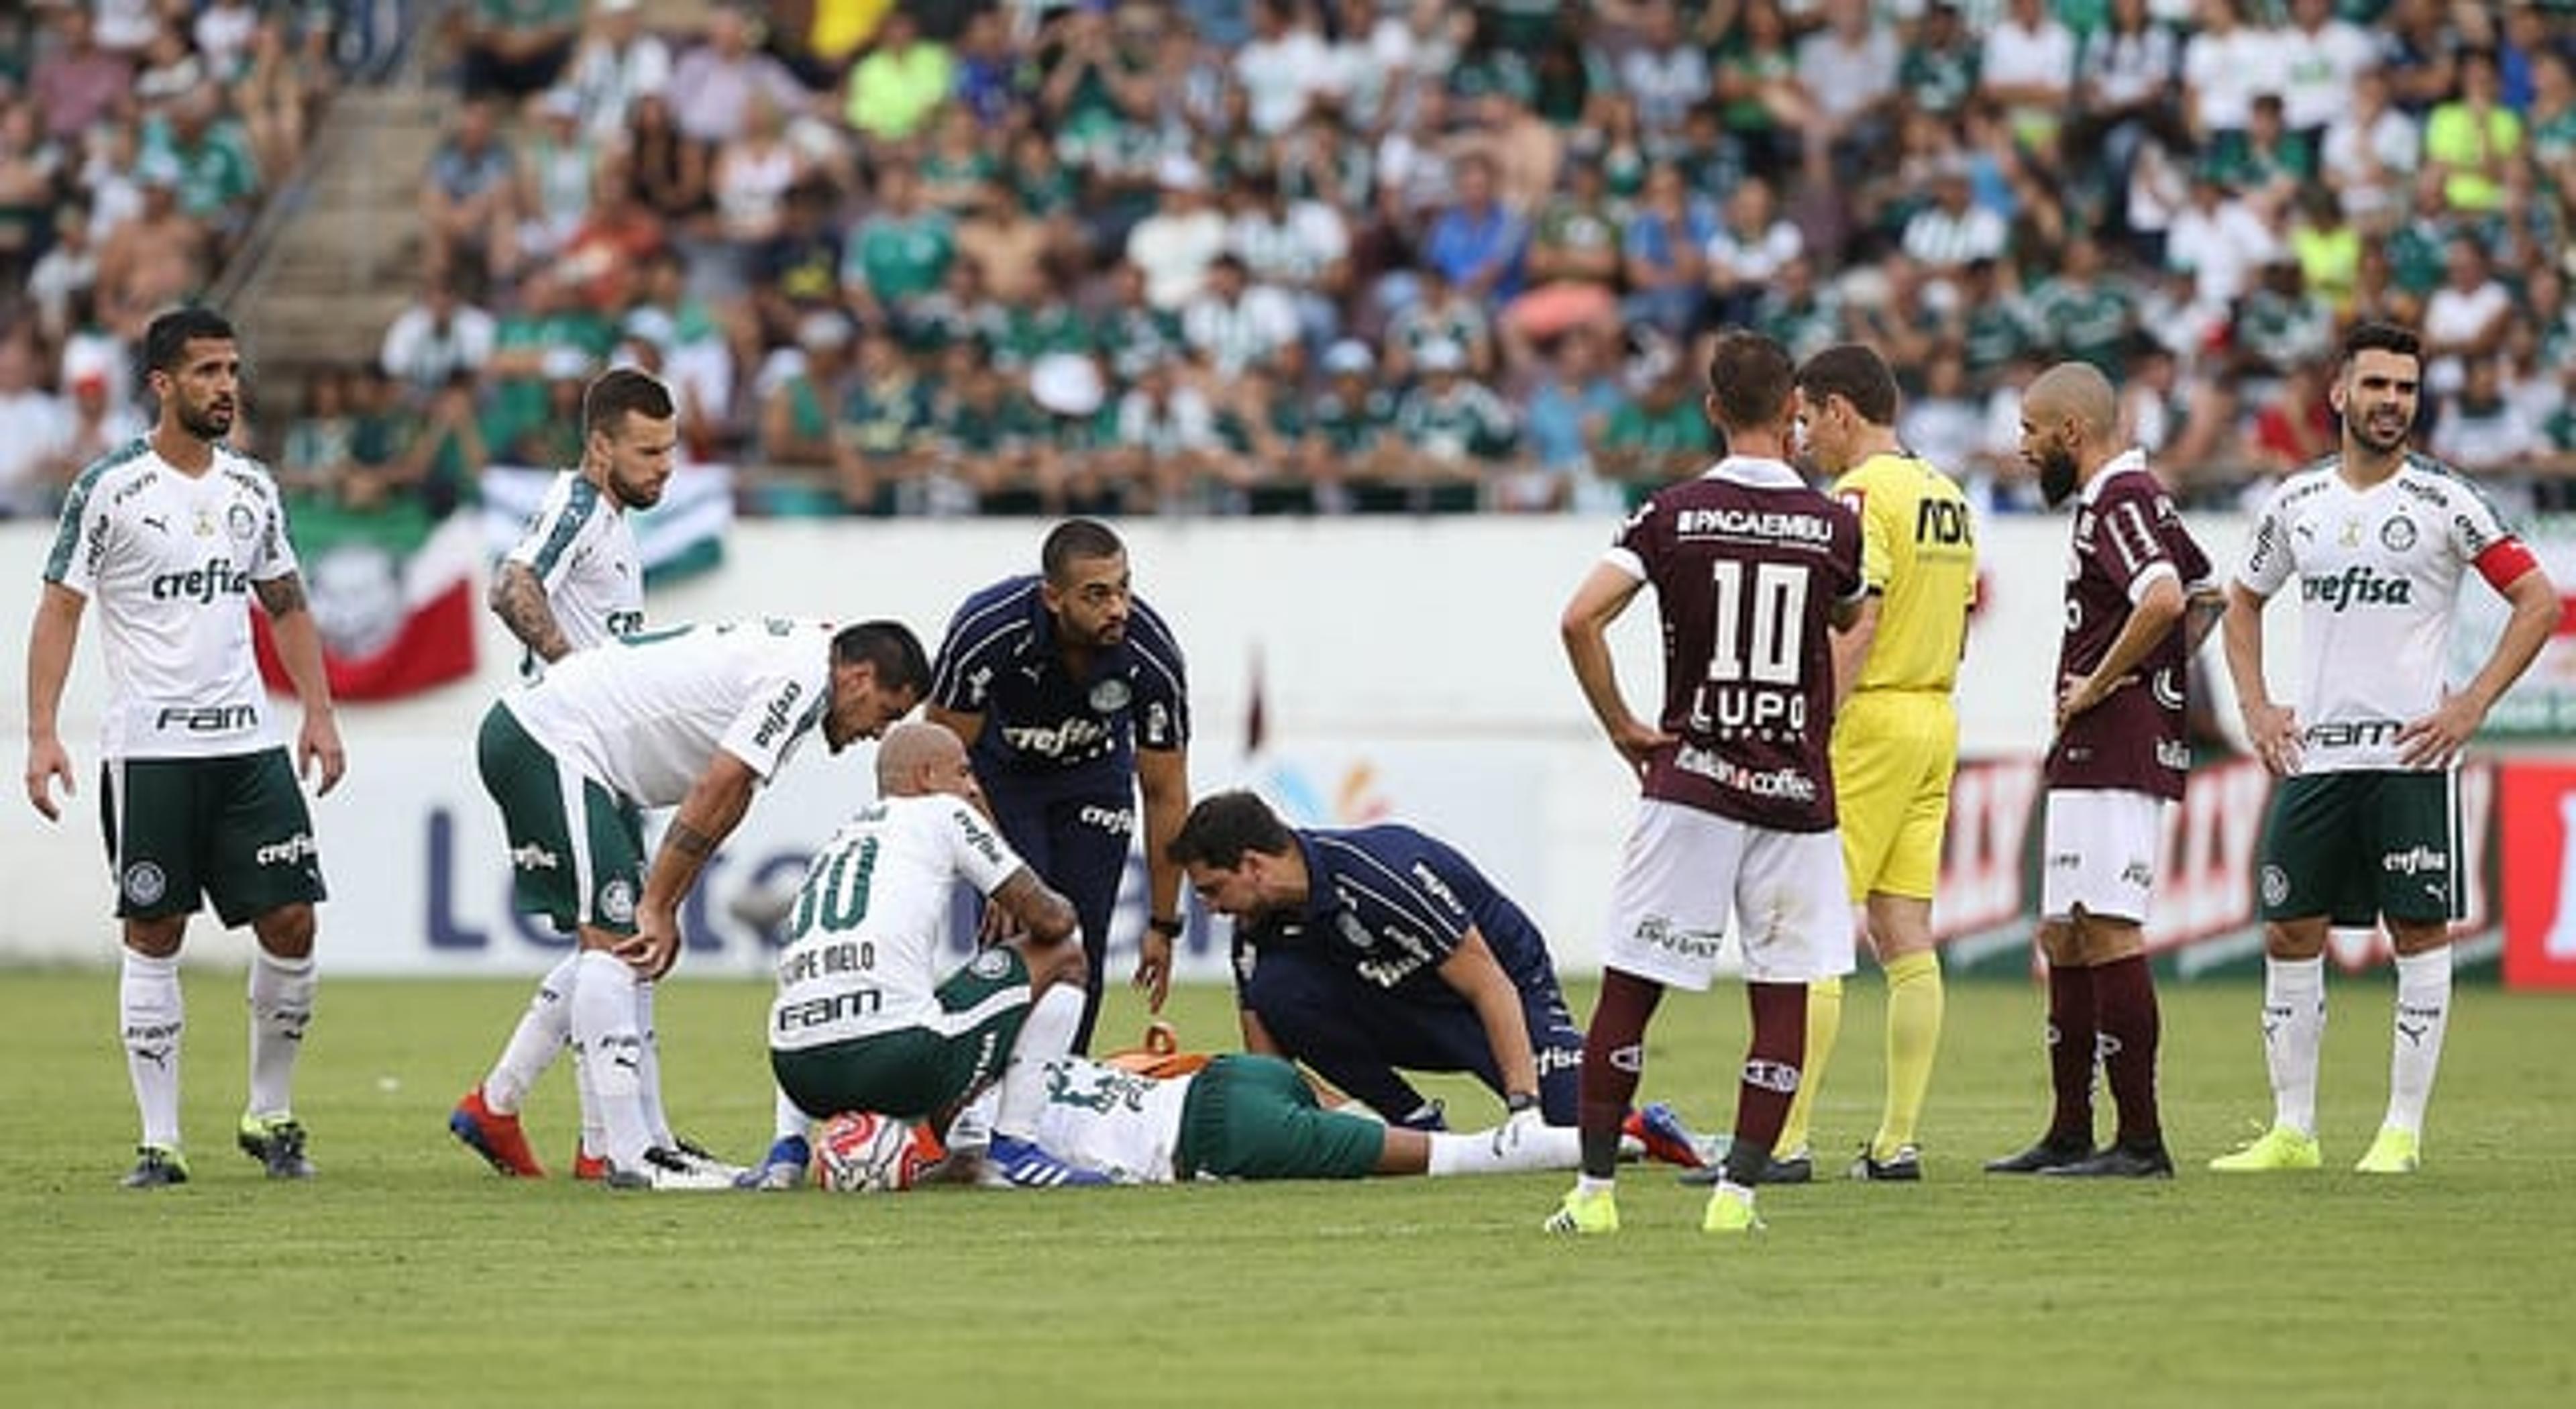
[1126,154,1232,311]
[1226,173,1351,351]
[2318,67,2422,231]
[1233,0,1330,136]
[2277,0,2377,145]
[665,7,813,146]
[1182,254,1301,380]
[0,330,72,519]
[2430,356,2542,477]
[2161,166,2278,323]
[2178,0,2291,153]
[1978,0,2077,156]
[566,0,674,146]
[1792,0,1900,185]
[1901,162,2008,282]
[2420,241,2514,400]
[1619,1,1711,151]
[1704,176,1803,329]
[381,277,500,404]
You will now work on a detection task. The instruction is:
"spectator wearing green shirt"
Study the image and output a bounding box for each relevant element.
[1385,341,1514,513]
[146,89,262,251]
[2026,236,2136,377]
[832,323,933,515]
[922,344,1048,515]
[755,311,853,477]
[1593,354,1716,503]
[844,164,955,327]
[1305,340,1400,514]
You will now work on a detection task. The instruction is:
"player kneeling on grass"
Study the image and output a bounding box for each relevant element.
[765,719,1106,1189]
[810,1039,1715,1189]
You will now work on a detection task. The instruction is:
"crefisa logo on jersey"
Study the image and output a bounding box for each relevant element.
[123,862,168,907]
[2381,516,2417,552]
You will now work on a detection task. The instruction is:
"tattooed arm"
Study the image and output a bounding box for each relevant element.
[620,750,760,978]
[490,560,574,665]
[256,573,345,794]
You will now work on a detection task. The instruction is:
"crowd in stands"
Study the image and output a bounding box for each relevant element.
[5,0,2576,522]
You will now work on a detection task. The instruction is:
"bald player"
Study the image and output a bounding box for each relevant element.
[1986,361,2220,1180]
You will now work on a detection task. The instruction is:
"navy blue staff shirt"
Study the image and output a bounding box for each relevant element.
[928,574,1191,788]
[1233,825,1562,1005]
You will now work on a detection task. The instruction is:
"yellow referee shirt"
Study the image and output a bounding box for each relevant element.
[1832,452,1976,694]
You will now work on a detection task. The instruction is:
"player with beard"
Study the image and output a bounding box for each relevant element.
[24,306,346,1186]
[925,518,1192,1055]
[1986,361,2219,1180]
[1550,331,1866,1237]
[2212,322,2557,1176]
[451,369,719,1182]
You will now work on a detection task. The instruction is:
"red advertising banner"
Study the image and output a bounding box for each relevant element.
[2502,762,2576,989]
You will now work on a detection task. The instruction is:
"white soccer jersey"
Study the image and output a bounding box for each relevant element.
[2237,454,2526,772]
[768,793,1027,1051]
[504,469,643,676]
[500,618,831,805]
[1029,1056,1193,1184]
[44,439,300,760]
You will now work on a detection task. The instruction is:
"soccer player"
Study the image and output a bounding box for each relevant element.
[767,719,1108,1189]
[1549,330,1866,1236]
[1165,790,1587,1131]
[1985,360,2218,1180]
[23,307,345,1187]
[2213,321,2559,1176]
[1766,343,1978,1183]
[475,615,927,1188]
[450,368,689,1182]
[925,518,1191,1053]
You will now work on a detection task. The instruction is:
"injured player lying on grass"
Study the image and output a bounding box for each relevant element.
[805,1047,1715,1191]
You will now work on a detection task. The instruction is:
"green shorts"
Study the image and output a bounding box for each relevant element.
[1174,1055,1387,1181]
[102,749,325,926]
[478,704,645,935]
[2258,770,2462,927]
[769,949,1031,1120]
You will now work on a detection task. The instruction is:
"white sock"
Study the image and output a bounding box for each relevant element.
[569,951,651,1167]
[2386,947,2453,1136]
[635,980,676,1147]
[573,1043,606,1163]
[1427,1123,1582,1177]
[2262,955,2326,1138]
[121,949,184,1149]
[995,984,1083,1140]
[246,949,316,1119]
[482,952,578,1113]
[774,1086,813,1145]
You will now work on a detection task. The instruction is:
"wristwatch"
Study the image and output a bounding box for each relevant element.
[1506,1092,1540,1114]
[1146,915,1185,939]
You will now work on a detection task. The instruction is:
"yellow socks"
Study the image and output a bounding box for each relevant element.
[1776,976,1843,1155]
[1874,950,1944,1159]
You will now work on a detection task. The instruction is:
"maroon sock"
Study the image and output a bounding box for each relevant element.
[1578,969,1664,1177]
[1720,980,1807,1186]
[2045,960,2097,1145]
[2091,954,2163,1147]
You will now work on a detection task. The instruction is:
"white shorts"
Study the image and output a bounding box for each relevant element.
[1599,798,1856,990]
[2039,788,2168,925]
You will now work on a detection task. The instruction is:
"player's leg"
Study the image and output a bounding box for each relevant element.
[1716,825,1851,1227]
[103,757,203,1187]
[1794,710,1911,1175]
[2363,770,2463,1173]
[1042,792,1132,1054]
[1176,1055,1399,1180]
[1769,972,1839,1178]
[1239,948,1442,1128]
[1863,734,1956,1176]
[997,934,1091,1139]
[2039,792,2170,1177]
[214,749,327,1179]
[2214,774,2351,1171]
[1990,790,2103,1173]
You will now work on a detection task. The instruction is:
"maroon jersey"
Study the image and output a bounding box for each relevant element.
[2047,454,2213,800]
[1612,458,1864,832]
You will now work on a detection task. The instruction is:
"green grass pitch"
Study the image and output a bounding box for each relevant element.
[1,968,2570,1407]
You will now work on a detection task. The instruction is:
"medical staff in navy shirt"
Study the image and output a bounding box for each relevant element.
[927,519,1191,1052]
[1167,790,1585,1129]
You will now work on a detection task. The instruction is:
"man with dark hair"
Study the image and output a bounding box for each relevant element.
[1758,342,1977,1183]
[2214,321,2559,1176]
[1166,790,1595,1137]
[24,306,345,1187]
[451,366,690,1181]
[926,519,1191,1054]
[1986,360,2218,1180]
[470,616,927,1189]
[1550,330,1866,1236]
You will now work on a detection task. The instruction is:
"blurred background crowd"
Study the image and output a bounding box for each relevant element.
[2,0,2575,524]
